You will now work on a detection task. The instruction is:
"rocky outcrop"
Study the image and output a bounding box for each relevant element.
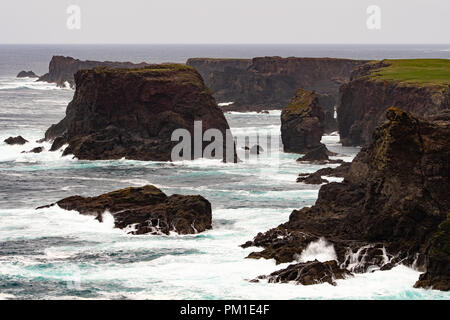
[4,136,28,145]
[187,57,366,132]
[244,108,450,290]
[338,59,450,146]
[38,56,150,88]
[296,144,341,163]
[44,64,236,162]
[254,260,352,286]
[281,89,325,154]
[297,162,350,184]
[37,185,212,235]
[17,70,38,78]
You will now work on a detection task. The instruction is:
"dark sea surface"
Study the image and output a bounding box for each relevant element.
[0,44,449,299]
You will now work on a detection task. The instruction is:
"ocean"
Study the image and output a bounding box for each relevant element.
[0,44,449,299]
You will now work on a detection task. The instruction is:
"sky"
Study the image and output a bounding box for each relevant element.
[0,0,449,44]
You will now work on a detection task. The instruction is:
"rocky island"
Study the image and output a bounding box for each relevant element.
[37,185,212,235]
[244,108,450,291]
[37,56,150,88]
[338,59,450,146]
[44,64,236,162]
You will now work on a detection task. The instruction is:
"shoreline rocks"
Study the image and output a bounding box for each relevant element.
[244,108,450,290]
[44,64,236,162]
[254,260,352,286]
[37,185,212,235]
[281,89,326,154]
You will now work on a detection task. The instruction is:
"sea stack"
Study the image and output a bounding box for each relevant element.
[338,59,450,146]
[37,185,212,235]
[44,64,236,162]
[17,70,38,78]
[281,89,325,154]
[245,108,450,291]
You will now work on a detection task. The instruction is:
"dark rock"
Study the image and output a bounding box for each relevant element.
[37,185,212,235]
[281,89,325,154]
[17,70,38,78]
[37,56,150,88]
[245,108,450,290]
[44,64,236,162]
[296,144,339,163]
[22,146,44,154]
[257,260,352,286]
[414,214,450,291]
[4,136,28,145]
[297,162,351,184]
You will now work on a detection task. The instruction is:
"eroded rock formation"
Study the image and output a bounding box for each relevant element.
[281,89,325,154]
[4,136,28,145]
[37,185,212,235]
[44,64,236,162]
[17,70,38,78]
[244,108,450,290]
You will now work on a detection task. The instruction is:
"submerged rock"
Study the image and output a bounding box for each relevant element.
[256,260,352,286]
[37,185,212,235]
[44,64,236,162]
[281,89,326,154]
[245,108,450,290]
[4,136,28,145]
[17,70,38,78]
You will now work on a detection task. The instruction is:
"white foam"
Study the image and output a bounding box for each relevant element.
[295,237,338,263]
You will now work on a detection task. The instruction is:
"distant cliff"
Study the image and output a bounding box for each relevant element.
[187,56,366,132]
[338,59,450,146]
[38,56,150,88]
[44,64,235,162]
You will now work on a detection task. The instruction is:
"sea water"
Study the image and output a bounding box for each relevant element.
[0,45,449,299]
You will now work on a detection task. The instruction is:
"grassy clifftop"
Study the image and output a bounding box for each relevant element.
[366,59,450,86]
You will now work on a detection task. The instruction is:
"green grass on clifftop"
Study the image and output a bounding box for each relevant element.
[368,59,450,86]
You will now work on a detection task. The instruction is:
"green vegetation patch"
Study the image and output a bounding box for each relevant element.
[367,59,450,86]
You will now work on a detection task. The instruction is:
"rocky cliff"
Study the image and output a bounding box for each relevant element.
[338,59,450,146]
[187,57,366,132]
[38,185,212,235]
[38,56,150,88]
[244,108,450,290]
[281,89,325,153]
[45,64,236,162]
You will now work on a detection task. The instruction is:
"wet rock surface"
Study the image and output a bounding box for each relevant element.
[4,136,28,145]
[44,64,236,162]
[245,108,450,290]
[37,185,212,235]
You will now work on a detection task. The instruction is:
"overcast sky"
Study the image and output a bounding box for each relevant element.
[0,0,449,44]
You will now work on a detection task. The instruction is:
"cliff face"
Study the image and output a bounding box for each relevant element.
[187,57,366,132]
[281,89,325,153]
[244,108,450,290]
[38,56,150,88]
[45,64,235,162]
[338,59,450,146]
